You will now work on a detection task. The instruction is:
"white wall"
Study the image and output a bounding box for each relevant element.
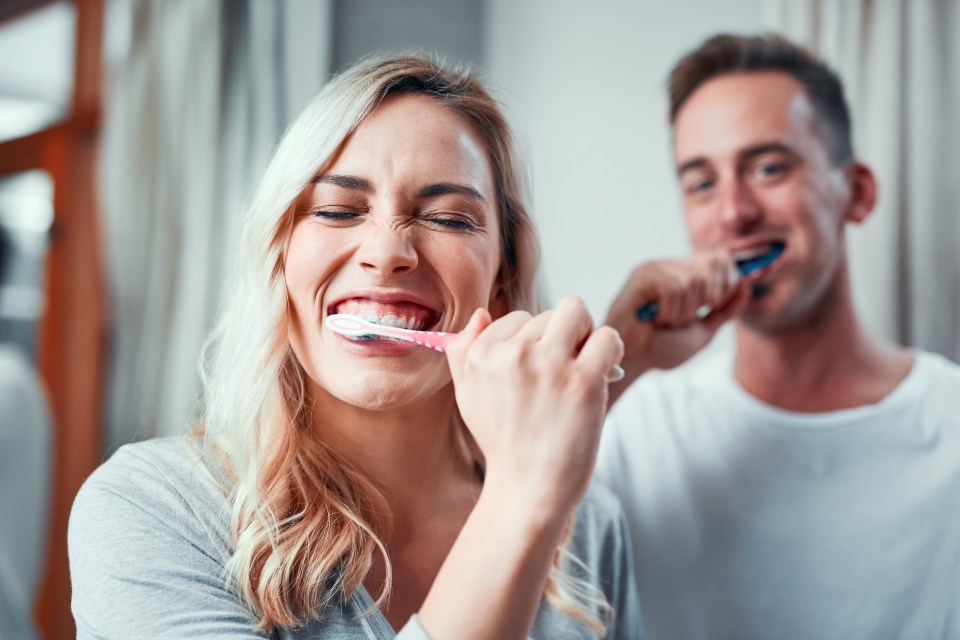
[332,0,484,71]
[485,0,764,320]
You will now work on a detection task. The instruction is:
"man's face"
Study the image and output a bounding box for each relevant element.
[673,71,853,333]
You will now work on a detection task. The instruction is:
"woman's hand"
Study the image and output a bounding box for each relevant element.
[416,297,621,640]
[445,296,624,517]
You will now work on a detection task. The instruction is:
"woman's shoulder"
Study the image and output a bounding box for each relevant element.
[574,482,629,533]
[567,483,634,576]
[76,436,225,506]
[68,437,255,638]
[69,436,234,563]
[529,485,642,638]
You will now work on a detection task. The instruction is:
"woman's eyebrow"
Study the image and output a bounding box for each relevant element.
[313,174,373,192]
[417,183,487,202]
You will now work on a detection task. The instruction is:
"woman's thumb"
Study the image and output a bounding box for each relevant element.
[445,307,492,375]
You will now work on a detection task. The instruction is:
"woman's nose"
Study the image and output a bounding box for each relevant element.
[355,221,418,275]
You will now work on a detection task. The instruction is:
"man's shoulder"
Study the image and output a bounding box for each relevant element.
[907,349,960,405]
[914,348,960,379]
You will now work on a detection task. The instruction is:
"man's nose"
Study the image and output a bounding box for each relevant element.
[355,221,418,275]
[718,178,763,234]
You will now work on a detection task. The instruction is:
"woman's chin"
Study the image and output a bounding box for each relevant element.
[321,376,452,412]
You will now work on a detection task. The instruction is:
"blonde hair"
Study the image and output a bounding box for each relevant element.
[197,54,611,635]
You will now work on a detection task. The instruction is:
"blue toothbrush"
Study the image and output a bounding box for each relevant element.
[635,243,784,321]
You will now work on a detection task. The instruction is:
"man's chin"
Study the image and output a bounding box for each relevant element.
[737,289,798,334]
[750,282,772,300]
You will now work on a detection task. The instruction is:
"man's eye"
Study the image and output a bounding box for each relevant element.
[685,179,714,195]
[750,161,791,183]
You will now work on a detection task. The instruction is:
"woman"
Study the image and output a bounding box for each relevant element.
[69,55,640,639]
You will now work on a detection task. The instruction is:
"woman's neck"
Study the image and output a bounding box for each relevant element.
[309,385,479,516]
[308,386,483,627]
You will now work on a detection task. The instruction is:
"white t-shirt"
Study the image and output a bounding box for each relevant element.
[595,347,960,640]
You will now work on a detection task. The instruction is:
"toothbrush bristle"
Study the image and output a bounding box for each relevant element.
[736,241,785,276]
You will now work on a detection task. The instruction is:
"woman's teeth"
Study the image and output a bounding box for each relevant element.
[333,300,433,332]
[337,315,422,343]
[368,314,422,330]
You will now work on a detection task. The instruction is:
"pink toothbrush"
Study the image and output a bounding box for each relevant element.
[326,314,456,351]
[325,313,625,382]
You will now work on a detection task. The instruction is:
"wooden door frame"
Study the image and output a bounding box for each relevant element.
[0,1,106,638]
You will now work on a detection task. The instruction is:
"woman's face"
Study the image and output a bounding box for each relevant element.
[285,93,503,410]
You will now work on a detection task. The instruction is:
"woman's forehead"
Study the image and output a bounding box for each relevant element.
[319,93,496,196]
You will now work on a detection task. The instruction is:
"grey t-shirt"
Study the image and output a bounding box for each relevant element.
[69,437,642,639]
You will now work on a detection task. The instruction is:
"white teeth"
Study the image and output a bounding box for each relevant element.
[374,315,422,330]
[337,307,427,330]
[378,314,401,328]
[733,244,773,260]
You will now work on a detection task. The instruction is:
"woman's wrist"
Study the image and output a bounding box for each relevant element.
[417,476,575,640]
[479,466,580,536]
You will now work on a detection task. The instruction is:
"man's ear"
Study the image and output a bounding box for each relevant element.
[845,161,878,225]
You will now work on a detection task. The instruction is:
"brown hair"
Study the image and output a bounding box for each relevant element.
[668,33,854,167]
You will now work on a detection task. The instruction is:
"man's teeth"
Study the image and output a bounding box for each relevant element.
[733,244,774,260]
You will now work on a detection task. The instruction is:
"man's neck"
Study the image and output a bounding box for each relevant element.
[733,279,913,413]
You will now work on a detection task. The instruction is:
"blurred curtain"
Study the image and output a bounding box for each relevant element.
[763,0,960,361]
[100,0,332,450]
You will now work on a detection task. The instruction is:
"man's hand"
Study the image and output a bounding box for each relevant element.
[605,249,751,406]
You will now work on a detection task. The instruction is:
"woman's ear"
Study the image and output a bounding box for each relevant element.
[487,283,508,319]
[845,161,878,225]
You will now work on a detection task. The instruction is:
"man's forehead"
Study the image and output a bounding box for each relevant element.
[672,71,816,166]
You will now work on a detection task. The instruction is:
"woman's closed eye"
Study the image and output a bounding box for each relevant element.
[419,212,480,232]
[310,208,364,225]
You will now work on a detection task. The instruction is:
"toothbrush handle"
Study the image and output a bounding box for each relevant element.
[327,315,622,380]
[635,301,660,322]
[412,330,458,352]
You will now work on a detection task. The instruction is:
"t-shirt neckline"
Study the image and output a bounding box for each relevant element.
[711,349,925,430]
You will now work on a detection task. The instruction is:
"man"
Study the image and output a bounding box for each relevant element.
[598,34,960,640]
